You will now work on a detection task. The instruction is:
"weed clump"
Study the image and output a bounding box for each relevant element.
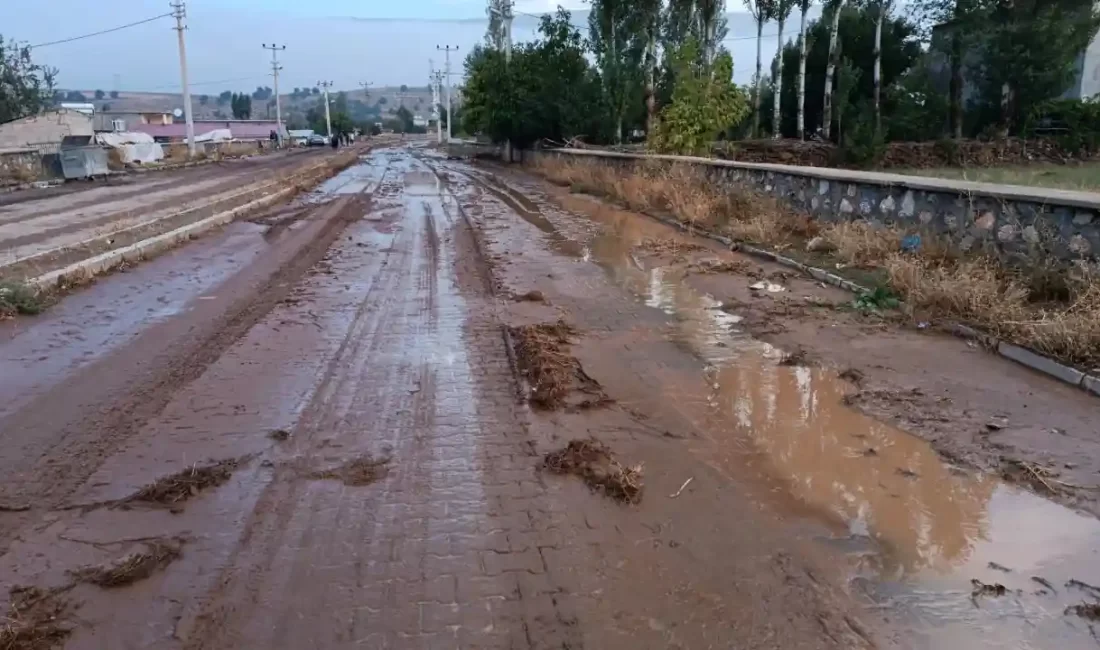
[0,283,44,319]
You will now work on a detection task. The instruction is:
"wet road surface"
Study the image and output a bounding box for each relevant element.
[1,145,1098,649]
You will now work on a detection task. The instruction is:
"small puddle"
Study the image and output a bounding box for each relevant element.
[494,180,1100,649]
[305,154,390,201]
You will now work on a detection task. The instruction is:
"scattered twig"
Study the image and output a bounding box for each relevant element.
[669,477,694,498]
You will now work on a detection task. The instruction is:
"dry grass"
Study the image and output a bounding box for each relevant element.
[70,539,182,588]
[308,455,389,486]
[0,162,39,185]
[543,439,643,503]
[124,458,240,506]
[529,154,1100,369]
[823,221,901,268]
[0,586,70,650]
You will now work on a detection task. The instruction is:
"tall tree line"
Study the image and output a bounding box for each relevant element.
[462,0,1100,151]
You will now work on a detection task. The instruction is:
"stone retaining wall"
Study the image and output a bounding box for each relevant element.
[532,148,1100,263]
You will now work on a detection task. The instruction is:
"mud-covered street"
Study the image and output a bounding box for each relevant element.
[2,144,1099,649]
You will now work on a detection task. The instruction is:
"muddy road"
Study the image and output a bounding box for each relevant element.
[0,145,1097,649]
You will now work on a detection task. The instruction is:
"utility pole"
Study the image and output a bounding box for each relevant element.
[318,80,334,141]
[488,0,514,159]
[170,1,196,158]
[429,62,443,144]
[436,45,459,143]
[359,82,373,137]
[262,43,286,146]
[502,1,514,161]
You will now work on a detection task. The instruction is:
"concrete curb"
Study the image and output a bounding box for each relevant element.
[3,161,332,279]
[28,185,300,291]
[632,205,1100,399]
[26,157,353,291]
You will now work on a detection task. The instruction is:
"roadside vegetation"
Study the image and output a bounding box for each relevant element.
[531,155,1100,369]
[0,282,44,319]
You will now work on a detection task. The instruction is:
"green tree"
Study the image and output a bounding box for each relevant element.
[462,8,606,147]
[396,105,415,132]
[746,0,776,137]
[590,0,642,143]
[795,0,815,139]
[0,36,56,122]
[764,3,920,138]
[94,89,105,100]
[651,39,750,154]
[230,93,251,119]
[771,0,796,138]
[400,84,408,92]
[199,94,209,105]
[65,90,86,102]
[312,87,320,95]
[970,0,1100,135]
[110,90,119,99]
[821,0,846,139]
[218,90,232,105]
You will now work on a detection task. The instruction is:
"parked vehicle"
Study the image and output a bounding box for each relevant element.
[307,134,328,147]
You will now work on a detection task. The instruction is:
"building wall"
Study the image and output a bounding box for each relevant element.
[0,110,94,154]
[0,149,43,185]
[1074,35,1100,100]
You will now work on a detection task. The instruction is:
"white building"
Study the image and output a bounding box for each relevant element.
[0,109,95,154]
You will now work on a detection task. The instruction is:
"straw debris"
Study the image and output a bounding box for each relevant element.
[124,458,240,505]
[308,455,389,486]
[509,321,607,409]
[544,439,643,503]
[0,585,71,650]
[70,539,182,588]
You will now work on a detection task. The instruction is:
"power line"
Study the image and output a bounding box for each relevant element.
[30,13,173,49]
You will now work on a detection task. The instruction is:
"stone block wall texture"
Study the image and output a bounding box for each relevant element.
[533,149,1100,263]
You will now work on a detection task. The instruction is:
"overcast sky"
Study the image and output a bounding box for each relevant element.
[3,1,816,94]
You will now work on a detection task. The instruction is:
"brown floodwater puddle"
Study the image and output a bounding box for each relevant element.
[488,178,1100,650]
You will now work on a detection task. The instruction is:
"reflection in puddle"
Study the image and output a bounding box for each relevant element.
[482,176,1100,649]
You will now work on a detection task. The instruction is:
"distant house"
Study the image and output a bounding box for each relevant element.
[93,111,175,133]
[59,102,95,115]
[0,109,94,154]
[130,119,285,143]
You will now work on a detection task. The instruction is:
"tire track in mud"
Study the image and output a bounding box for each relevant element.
[0,193,372,552]
[182,151,585,649]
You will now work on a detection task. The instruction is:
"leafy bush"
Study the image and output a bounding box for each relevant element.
[838,101,885,168]
[1025,98,1100,156]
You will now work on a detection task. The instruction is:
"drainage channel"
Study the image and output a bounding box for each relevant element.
[483,169,1100,650]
